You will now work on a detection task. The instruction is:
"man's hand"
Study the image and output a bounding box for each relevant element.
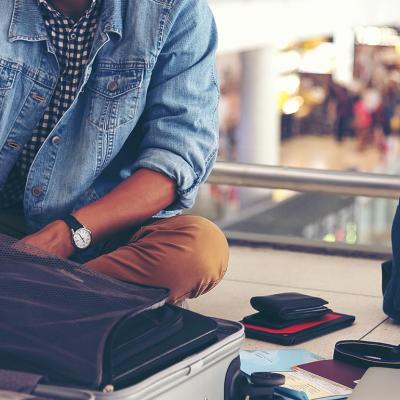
[18,220,75,259]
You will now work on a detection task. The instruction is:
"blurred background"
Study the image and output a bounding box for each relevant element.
[193,0,400,254]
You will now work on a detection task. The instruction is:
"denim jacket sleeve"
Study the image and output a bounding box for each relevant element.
[127,0,219,214]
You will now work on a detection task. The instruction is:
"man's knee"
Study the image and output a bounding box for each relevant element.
[86,215,229,304]
[180,216,229,299]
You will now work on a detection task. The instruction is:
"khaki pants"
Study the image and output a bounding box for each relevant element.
[0,212,229,303]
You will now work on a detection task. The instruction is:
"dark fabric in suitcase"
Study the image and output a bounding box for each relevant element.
[111,307,218,388]
[0,234,218,391]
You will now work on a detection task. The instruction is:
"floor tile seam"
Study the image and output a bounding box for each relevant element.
[223,278,382,299]
[358,318,390,340]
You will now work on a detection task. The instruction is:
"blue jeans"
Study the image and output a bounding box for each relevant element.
[383,204,400,321]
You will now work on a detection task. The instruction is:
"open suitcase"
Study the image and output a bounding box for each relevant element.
[0,234,284,400]
[29,319,243,400]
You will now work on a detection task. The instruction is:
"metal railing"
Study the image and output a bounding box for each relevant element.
[209,162,400,199]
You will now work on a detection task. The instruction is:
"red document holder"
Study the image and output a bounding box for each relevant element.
[243,312,355,345]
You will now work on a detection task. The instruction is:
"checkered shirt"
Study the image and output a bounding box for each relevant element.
[0,0,99,209]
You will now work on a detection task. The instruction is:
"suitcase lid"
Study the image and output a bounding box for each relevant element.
[0,234,169,390]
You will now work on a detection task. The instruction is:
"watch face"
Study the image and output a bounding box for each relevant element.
[73,228,92,250]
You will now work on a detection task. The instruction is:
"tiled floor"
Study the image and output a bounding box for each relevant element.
[188,246,398,359]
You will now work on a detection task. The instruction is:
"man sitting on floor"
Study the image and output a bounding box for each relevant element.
[0,0,228,303]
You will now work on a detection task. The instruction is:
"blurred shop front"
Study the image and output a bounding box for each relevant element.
[278,37,336,140]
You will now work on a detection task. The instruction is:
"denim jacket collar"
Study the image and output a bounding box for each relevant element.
[9,0,48,41]
[98,0,123,38]
[8,0,123,42]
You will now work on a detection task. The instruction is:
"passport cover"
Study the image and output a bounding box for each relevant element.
[296,359,366,389]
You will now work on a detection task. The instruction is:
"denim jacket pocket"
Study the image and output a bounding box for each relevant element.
[0,59,18,111]
[86,63,144,131]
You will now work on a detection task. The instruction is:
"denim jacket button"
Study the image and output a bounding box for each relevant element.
[107,80,118,92]
[32,186,43,197]
[52,136,61,145]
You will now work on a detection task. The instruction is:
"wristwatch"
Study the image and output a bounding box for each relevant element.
[62,215,92,250]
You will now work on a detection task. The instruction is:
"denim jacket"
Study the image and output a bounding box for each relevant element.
[0,0,219,233]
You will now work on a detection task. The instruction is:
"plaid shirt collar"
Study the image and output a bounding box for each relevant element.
[38,0,97,22]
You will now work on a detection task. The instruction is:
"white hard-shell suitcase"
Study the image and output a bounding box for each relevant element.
[32,320,244,400]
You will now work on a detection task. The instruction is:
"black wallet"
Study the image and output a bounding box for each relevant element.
[250,292,329,321]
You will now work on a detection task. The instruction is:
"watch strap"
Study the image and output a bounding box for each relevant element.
[62,215,84,231]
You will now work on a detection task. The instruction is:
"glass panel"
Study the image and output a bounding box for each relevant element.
[193,185,396,250]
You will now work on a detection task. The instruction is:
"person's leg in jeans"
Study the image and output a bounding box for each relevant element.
[85,215,229,304]
[383,202,400,319]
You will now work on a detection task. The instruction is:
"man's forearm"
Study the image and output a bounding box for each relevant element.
[18,168,176,258]
[73,168,177,242]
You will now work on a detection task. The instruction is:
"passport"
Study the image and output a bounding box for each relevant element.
[296,359,367,389]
